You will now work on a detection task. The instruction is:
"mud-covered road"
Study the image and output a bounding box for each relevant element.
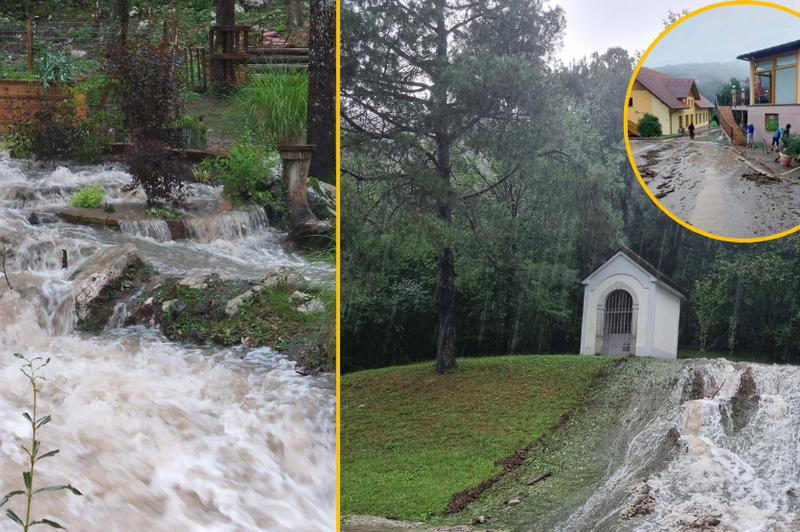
[631,138,800,239]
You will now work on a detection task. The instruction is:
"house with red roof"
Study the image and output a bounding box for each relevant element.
[628,67,714,136]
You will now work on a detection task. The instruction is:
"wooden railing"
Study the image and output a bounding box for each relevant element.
[714,96,746,146]
[716,91,750,107]
[182,46,208,93]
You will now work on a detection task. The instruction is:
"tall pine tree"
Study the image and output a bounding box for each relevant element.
[342,0,566,373]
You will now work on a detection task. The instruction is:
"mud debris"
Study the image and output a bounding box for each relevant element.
[742,172,780,185]
[734,367,757,398]
[619,483,656,521]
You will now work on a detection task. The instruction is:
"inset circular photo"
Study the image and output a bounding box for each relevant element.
[625,2,800,242]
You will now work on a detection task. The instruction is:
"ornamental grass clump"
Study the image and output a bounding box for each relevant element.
[235,70,308,145]
[0,354,83,530]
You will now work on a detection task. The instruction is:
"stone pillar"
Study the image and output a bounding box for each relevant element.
[278,144,332,245]
[594,306,604,355]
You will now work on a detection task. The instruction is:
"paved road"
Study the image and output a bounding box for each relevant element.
[631,138,800,239]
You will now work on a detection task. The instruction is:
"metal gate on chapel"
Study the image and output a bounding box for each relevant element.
[601,290,633,355]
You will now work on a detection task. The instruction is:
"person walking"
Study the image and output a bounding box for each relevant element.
[746,123,754,148]
[781,124,793,153]
[688,122,695,140]
[772,125,783,152]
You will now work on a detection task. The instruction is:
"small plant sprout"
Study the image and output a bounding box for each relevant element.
[0,354,82,530]
[0,236,14,290]
[192,165,212,184]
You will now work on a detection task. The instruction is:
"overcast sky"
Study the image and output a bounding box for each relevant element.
[555,0,800,65]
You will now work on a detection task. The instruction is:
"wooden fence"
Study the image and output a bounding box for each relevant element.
[0,80,86,133]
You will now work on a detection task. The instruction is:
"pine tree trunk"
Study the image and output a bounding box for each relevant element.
[286,0,303,31]
[110,0,129,25]
[307,0,335,183]
[436,247,456,374]
[433,0,456,374]
[213,0,236,86]
[216,0,236,25]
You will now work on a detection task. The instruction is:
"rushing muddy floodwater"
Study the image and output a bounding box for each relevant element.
[632,138,800,239]
[0,155,335,531]
[562,359,800,531]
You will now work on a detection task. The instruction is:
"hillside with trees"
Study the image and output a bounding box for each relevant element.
[650,60,749,101]
[341,0,800,373]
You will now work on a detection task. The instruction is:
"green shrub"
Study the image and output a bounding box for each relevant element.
[69,184,106,208]
[0,64,37,81]
[145,206,183,220]
[203,131,281,205]
[783,132,800,157]
[235,70,308,145]
[173,115,208,148]
[637,113,662,138]
[75,73,113,111]
[180,89,204,102]
[10,101,85,163]
[72,110,125,162]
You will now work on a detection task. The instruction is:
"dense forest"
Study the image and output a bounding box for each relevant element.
[340,0,800,373]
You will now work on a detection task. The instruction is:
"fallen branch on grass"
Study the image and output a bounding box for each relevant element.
[526,471,553,486]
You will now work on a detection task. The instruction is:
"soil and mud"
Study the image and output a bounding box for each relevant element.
[631,137,800,238]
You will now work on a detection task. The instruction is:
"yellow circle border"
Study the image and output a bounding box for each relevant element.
[624,0,800,243]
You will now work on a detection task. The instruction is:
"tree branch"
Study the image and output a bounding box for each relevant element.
[460,163,521,199]
[459,150,571,200]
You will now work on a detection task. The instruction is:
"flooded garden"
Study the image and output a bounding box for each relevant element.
[0,1,336,530]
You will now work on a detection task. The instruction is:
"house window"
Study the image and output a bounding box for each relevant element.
[755,69,772,104]
[776,66,796,104]
[629,97,633,107]
[754,54,798,104]
[679,116,683,128]
[766,114,779,129]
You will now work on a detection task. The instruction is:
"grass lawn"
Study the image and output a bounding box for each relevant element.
[184,91,240,149]
[340,355,614,521]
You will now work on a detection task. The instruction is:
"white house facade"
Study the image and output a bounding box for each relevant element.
[579,247,686,359]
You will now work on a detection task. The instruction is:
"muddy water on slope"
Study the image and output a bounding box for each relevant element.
[0,156,335,531]
[559,360,800,531]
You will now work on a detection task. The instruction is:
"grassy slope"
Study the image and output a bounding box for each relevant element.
[340,355,613,521]
[443,356,683,531]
